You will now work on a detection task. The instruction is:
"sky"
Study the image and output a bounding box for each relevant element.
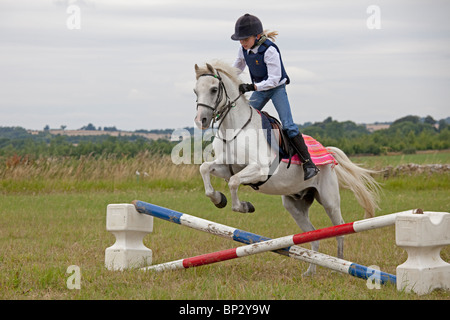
[1,0,449,131]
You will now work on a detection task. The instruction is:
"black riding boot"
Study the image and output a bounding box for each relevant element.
[290,133,319,180]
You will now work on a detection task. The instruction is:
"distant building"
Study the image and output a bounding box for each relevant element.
[365,123,390,132]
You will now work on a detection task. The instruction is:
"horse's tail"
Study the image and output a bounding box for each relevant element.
[326,146,381,218]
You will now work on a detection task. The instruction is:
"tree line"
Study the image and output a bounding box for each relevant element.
[0,115,448,160]
[301,115,449,155]
[0,129,174,159]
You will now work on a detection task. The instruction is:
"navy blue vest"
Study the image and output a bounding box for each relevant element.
[243,39,290,86]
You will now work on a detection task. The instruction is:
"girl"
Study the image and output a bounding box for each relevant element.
[231,13,319,180]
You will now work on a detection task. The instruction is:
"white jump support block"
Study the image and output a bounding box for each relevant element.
[105,204,153,270]
[396,211,450,295]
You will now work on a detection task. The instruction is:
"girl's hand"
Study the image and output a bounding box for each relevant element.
[239,83,256,94]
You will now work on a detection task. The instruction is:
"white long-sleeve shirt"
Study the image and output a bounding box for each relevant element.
[233,45,287,91]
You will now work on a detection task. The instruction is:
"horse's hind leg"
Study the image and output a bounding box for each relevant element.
[323,205,345,259]
[314,174,345,260]
[282,193,318,276]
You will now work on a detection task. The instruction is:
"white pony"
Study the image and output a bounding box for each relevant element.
[193,61,380,275]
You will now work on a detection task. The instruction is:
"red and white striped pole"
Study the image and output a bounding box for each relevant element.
[142,213,397,272]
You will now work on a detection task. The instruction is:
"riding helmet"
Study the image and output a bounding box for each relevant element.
[231,13,263,40]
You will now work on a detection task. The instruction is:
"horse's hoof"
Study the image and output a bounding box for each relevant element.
[243,201,255,213]
[214,192,227,209]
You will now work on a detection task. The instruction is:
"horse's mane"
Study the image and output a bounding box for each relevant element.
[195,60,243,86]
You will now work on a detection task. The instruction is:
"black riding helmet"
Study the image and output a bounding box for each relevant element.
[231,14,263,40]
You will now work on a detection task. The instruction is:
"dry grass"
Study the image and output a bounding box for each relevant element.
[0,152,198,182]
[0,152,201,193]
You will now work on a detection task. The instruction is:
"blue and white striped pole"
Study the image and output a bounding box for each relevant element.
[133,200,396,284]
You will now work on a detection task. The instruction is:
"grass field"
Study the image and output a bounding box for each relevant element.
[0,152,449,300]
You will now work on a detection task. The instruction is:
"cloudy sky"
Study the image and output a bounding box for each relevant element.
[1,0,449,131]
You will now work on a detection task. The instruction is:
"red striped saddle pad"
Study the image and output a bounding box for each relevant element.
[282,134,338,166]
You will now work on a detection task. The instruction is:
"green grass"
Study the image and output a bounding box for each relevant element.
[0,152,449,300]
[350,150,450,169]
[0,188,448,300]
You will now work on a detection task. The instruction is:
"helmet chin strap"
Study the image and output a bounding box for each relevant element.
[251,34,266,49]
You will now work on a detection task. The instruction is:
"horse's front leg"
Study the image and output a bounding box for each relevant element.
[199,161,230,208]
[228,163,267,213]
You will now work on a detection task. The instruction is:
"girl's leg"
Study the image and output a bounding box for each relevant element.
[271,85,319,180]
[270,85,299,139]
[249,90,271,111]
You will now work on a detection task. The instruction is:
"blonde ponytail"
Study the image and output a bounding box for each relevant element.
[263,30,278,41]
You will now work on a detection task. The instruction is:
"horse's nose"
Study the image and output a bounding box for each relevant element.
[194,114,210,129]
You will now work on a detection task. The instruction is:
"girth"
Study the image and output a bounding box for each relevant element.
[228,111,295,191]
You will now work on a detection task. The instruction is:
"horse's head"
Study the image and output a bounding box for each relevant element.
[193,63,225,130]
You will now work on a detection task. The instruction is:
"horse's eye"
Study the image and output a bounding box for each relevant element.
[210,87,218,94]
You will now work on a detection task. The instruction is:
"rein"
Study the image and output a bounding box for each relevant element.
[196,72,251,143]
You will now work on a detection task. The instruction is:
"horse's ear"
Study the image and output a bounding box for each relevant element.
[194,64,201,79]
[206,63,215,75]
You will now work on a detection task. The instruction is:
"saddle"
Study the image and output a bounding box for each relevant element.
[241,111,293,191]
[259,111,295,166]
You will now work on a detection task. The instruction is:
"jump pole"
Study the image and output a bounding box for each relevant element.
[133,200,397,284]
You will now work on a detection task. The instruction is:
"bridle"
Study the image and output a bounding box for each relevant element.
[196,71,252,142]
[196,73,225,115]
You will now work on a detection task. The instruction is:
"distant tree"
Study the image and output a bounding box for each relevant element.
[299,121,312,129]
[424,115,436,125]
[438,119,448,131]
[392,115,420,125]
[323,116,333,124]
[61,125,67,131]
[104,126,118,132]
[80,123,97,131]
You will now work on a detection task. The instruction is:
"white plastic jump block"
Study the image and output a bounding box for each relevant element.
[396,211,450,295]
[105,204,153,271]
